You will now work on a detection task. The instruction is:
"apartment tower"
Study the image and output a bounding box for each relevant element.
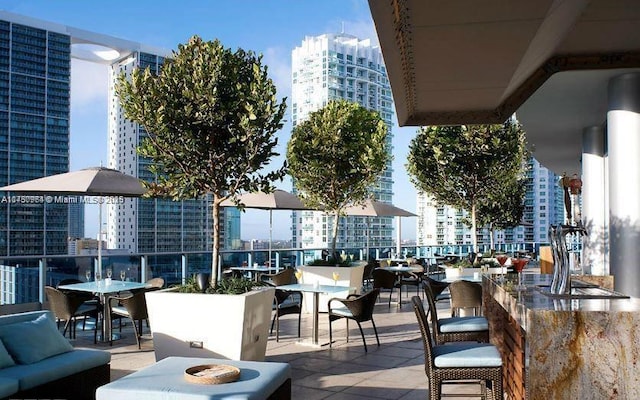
[291,33,394,255]
[416,157,565,250]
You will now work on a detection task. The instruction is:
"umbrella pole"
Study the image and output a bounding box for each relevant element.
[396,216,401,258]
[366,217,370,261]
[98,201,102,275]
[269,210,273,272]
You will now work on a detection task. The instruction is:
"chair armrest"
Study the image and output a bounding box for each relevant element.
[327,297,348,311]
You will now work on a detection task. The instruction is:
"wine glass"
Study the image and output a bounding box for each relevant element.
[332,271,340,286]
[512,258,529,290]
[120,270,126,281]
[294,269,302,284]
[85,269,91,282]
[496,254,509,274]
[106,268,112,279]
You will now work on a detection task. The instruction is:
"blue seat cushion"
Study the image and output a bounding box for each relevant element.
[0,313,73,364]
[330,306,353,318]
[0,340,15,369]
[0,348,110,391]
[96,356,289,400]
[433,343,502,368]
[0,377,18,398]
[439,316,488,333]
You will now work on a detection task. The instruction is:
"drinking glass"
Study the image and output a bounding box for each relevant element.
[512,258,529,290]
[332,271,340,286]
[120,270,126,281]
[85,269,91,282]
[106,268,112,279]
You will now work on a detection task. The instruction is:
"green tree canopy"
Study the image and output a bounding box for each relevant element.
[116,35,287,284]
[406,120,527,251]
[287,100,390,257]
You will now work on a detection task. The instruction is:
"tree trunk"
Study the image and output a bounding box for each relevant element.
[471,202,478,253]
[211,197,221,288]
[330,211,340,260]
[489,222,495,252]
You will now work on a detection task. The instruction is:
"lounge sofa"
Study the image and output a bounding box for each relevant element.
[0,310,110,399]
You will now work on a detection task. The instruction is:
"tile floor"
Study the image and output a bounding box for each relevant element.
[73,287,491,399]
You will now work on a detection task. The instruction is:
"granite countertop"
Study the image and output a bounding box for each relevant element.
[484,273,640,331]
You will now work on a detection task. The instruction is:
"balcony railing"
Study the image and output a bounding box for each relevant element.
[0,242,541,306]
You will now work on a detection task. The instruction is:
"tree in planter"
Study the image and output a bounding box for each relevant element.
[476,161,528,252]
[287,100,390,259]
[406,119,527,252]
[116,36,287,287]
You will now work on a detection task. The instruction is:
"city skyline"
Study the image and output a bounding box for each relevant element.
[1,0,419,242]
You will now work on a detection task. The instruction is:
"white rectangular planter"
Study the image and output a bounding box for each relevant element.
[145,287,275,362]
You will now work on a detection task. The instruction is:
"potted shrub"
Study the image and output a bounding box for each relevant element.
[117,36,286,361]
[146,277,274,361]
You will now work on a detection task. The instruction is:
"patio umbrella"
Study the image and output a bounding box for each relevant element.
[0,166,146,273]
[221,190,316,267]
[343,199,417,258]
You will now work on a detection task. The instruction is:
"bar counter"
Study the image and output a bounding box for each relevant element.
[483,273,640,399]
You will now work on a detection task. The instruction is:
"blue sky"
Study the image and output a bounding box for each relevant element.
[1,0,419,241]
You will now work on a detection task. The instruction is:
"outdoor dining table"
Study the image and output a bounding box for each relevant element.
[229,265,279,281]
[58,280,149,343]
[276,283,353,347]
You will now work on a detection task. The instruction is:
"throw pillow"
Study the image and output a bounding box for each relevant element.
[0,340,15,369]
[0,313,73,364]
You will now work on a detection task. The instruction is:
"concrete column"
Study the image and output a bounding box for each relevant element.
[581,126,606,275]
[607,73,640,296]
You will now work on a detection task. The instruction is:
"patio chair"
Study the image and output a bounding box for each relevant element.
[423,276,451,303]
[399,264,424,302]
[362,261,376,290]
[109,290,150,349]
[45,286,99,343]
[145,277,165,291]
[372,268,397,307]
[411,296,502,400]
[259,268,294,286]
[328,289,380,352]
[423,283,489,345]
[449,280,483,317]
[268,284,302,342]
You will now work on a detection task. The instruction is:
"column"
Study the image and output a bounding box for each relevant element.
[607,73,640,296]
[581,126,607,275]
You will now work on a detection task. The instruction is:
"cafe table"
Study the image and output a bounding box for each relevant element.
[58,280,149,342]
[276,283,353,347]
[229,265,279,281]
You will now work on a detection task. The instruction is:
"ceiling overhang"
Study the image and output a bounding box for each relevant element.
[369,0,640,175]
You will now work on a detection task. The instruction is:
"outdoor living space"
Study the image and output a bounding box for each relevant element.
[71,292,489,399]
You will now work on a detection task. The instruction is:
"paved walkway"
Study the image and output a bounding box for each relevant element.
[74,287,490,399]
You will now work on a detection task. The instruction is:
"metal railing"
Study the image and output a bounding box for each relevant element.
[0,242,542,306]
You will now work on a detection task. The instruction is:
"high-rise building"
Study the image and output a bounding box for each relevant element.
[0,11,240,256]
[68,200,84,239]
[416,157,564,249]
[0,13,71,255]
[108,53,241,253]
[290,33,394,255]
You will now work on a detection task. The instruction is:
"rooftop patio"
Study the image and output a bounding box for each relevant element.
[70,283,503,399]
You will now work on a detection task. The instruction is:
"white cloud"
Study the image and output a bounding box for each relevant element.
[262,46,292,101]
[70,59,109,106]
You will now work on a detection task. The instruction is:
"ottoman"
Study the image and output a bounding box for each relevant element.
[96,356,291,399]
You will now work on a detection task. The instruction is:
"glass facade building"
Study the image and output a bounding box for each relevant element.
[0,18,70,255]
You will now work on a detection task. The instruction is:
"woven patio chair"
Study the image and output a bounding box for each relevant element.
[411,296,502,400]
[423,283,489,345]
[328,288,380,352]
[399,263,424,301]
[259,268,294,286]
[372,268,397,307]
[262,281,302,342]
[423,276,451,302]
[449,280,483,317]
[109,290,150,349]
[45,286,99,343]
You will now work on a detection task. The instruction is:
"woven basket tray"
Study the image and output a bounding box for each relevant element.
[184,364,241,385]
